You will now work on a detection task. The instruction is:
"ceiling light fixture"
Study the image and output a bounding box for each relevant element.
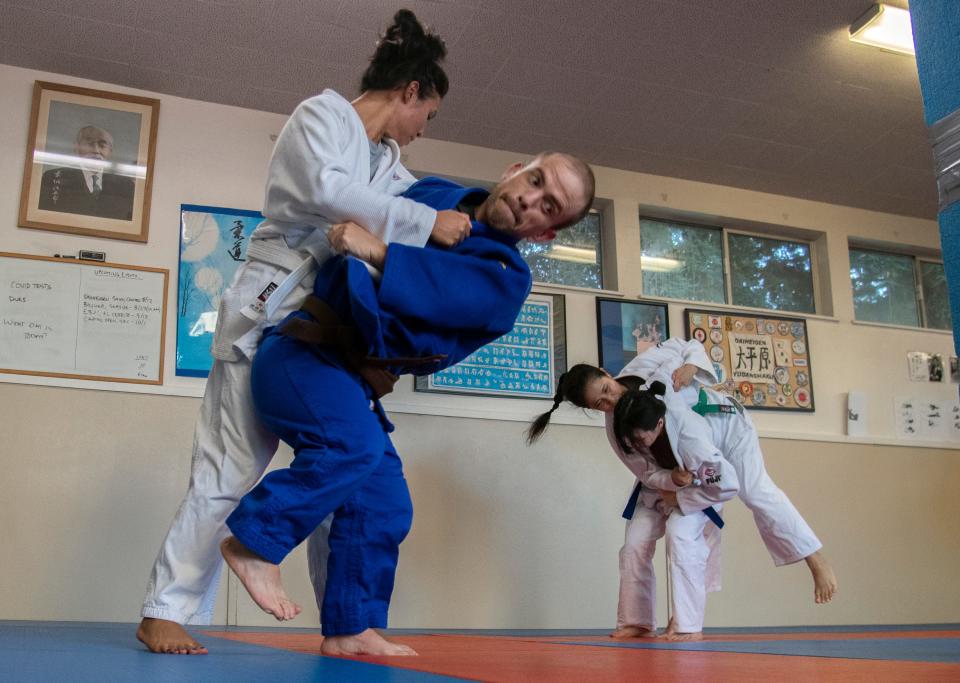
[545,244,597,264]
[848,3,915,56]
[640,255,682,273]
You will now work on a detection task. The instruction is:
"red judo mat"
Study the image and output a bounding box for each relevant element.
[206,628,960,682]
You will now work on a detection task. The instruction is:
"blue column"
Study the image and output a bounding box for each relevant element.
[910,2,960,358]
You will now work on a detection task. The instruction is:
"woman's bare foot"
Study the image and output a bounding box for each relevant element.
[663,616,703,641]
[805,550,838,604]
[136,617,208,654]
[220,536,301,621]
[609,625,658,639]
[320,628,418,656]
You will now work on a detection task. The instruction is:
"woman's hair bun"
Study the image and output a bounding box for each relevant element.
[647,380,667,397]
[381,9,446,61]
[362,9,449,98]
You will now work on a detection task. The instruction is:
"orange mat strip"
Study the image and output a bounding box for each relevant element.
[206,631,960,683]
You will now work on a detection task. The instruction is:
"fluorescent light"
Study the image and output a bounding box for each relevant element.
[640,255,682,272]
[849,3,915,56]
[545,244,597,264]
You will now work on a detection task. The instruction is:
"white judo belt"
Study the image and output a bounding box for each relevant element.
[241,241,316,323]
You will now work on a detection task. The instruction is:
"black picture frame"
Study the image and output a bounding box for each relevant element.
[596,296,670,376]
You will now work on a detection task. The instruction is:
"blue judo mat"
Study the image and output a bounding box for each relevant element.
[0,621,469,683]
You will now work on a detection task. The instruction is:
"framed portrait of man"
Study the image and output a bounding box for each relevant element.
[18,81,160,242]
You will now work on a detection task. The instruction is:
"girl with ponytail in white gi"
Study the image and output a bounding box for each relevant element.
[610,377,836,611]
[527,343,837,638]
[528,341,722,639]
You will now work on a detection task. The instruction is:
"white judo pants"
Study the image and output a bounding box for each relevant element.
[617,504,719,633]
[141,358,278,624]
[726,412,821,566]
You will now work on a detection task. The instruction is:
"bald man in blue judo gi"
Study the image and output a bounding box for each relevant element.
[220,152,596,657]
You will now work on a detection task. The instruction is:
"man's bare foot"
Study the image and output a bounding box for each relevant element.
[136,617,208,654]
[609,625,657,639]
[220,536,301,621]
[805,550,838,604]
[662,616,703,641]
[320,628,418,656]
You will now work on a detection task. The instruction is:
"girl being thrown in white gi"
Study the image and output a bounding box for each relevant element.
[526,341,837,631]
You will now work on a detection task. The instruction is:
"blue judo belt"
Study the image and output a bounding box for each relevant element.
[621,482,724,528]
[621,388,731,528]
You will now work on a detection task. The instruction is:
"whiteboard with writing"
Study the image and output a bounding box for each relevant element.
[0,252,168,384]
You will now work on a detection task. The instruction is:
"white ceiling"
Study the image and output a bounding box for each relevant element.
[0,0,937,218]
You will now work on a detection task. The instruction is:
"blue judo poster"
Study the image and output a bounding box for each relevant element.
[175,204,264,377]
[423,296,557,398]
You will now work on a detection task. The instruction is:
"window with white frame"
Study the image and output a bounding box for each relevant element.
[519,211,603,289]
[639,217,817,314]
[849,247,951,330]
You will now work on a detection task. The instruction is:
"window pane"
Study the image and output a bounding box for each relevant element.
[728,234,815,313]
[849,249,919,326]
[920,261,952,330]
[519,213,602,288]
[640,218,725,303]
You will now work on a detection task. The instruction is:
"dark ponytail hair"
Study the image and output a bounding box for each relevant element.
[526,363,608,444]
[361,9,449,99]
[612,381,667,454]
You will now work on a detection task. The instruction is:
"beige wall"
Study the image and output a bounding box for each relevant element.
[1,63,958,629]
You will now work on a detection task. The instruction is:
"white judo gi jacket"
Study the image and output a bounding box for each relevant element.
[213,88,438,362]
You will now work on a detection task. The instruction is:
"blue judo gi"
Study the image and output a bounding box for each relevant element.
[227,178,532,636]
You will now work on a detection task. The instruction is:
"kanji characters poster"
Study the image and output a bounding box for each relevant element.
[684,308,814,412]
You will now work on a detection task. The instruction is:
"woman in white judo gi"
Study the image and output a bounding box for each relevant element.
[138,10,467,655]
[528,339,723,639]
[528,341,836,637]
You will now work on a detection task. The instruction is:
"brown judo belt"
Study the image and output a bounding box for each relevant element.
[278,295,446,399]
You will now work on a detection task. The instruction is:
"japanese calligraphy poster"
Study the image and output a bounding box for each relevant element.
[416,292,566,399]
[684,308,814,412]
[175,204,264,377]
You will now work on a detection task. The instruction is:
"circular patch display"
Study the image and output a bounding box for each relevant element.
[734,320,744,331]
[739,381,754,397]
[710,329,723,344]
[795,371,808,386]
[710,345,725,362]
[744,320,755,332]
[713,362,727,383]
[792,339,806,355]
[782,383,793,397]
[774,367,790,384]
[794,388,811,407]
[693,327,707,343]
[776,394,787,406]
[777,322,789,335]
[765,322,776,335]
[791,322,805,338]
[752,390,766,405]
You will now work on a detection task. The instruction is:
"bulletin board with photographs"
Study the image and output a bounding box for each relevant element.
[415,292,566,399]
[684,308,814,412]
